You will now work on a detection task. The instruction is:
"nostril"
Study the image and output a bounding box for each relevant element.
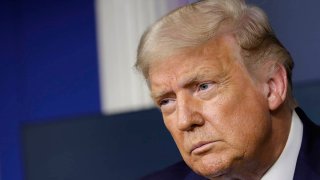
[177,112,205,131]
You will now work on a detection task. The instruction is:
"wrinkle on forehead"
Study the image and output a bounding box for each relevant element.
[149,34,241,72]
[149,35,243,99]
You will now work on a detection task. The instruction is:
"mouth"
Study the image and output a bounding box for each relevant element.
[190,141,217,155]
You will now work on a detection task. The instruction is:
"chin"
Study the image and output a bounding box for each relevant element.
[188,154,232,178]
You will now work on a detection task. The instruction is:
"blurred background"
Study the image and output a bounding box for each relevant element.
[1,0,320,179]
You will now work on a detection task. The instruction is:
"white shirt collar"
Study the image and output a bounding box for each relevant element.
[261,110,303,180]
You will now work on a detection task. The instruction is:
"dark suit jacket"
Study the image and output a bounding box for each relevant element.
[141,108,320,180]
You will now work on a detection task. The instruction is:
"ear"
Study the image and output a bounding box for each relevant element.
[266,64,288,111]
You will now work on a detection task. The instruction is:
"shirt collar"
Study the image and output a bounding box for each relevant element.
[261,110,303,180]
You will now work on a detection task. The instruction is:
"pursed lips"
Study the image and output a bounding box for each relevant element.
[190,140,217,154]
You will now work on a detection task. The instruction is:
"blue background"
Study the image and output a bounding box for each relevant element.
[1,0,100,179]
[1,0,320,179]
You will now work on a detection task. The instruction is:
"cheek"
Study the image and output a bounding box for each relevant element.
[202,89,270,150]
[226,103,271,155]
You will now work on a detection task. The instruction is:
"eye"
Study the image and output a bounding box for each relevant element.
[199,83,209,90]
[159,98,174,107]
[158,98,176,113]
[198,82,212,91]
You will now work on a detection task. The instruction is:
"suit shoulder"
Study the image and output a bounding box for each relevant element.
[140,161,191,180]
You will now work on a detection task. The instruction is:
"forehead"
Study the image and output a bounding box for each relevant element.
[155,34,239,62]
[149,35,242,79]
[148,35,243,94]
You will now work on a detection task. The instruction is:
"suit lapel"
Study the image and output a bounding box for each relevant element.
[294,107,320,180]
[185,171,208,180]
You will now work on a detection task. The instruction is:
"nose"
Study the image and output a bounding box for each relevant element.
[176,94,205,131]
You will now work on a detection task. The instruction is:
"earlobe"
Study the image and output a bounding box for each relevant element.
[267,64,288,110]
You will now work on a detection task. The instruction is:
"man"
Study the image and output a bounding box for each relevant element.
[135,0,320,179]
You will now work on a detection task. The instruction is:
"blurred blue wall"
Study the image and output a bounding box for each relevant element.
[1,1,24,179]
[0,0,100,179]
[247,0,320,82]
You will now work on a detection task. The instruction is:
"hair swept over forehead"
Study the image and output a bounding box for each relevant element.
[135,0,293,93]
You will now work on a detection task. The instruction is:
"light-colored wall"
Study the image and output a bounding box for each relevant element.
[95,0,185,114]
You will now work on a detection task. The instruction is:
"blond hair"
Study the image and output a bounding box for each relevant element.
[136,0,295,105]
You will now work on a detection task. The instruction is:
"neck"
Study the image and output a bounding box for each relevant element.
[258,105,293,178]
[226,106,293,180]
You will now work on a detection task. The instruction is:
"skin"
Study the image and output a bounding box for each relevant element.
[148,35,292,179]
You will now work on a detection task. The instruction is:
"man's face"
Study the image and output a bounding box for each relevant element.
[149,35,277,178]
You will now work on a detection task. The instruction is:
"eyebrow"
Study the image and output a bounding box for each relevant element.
[150,89,173,102]
[150,68,217,101]
[178,70,210,87]
[179,68,214,88]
